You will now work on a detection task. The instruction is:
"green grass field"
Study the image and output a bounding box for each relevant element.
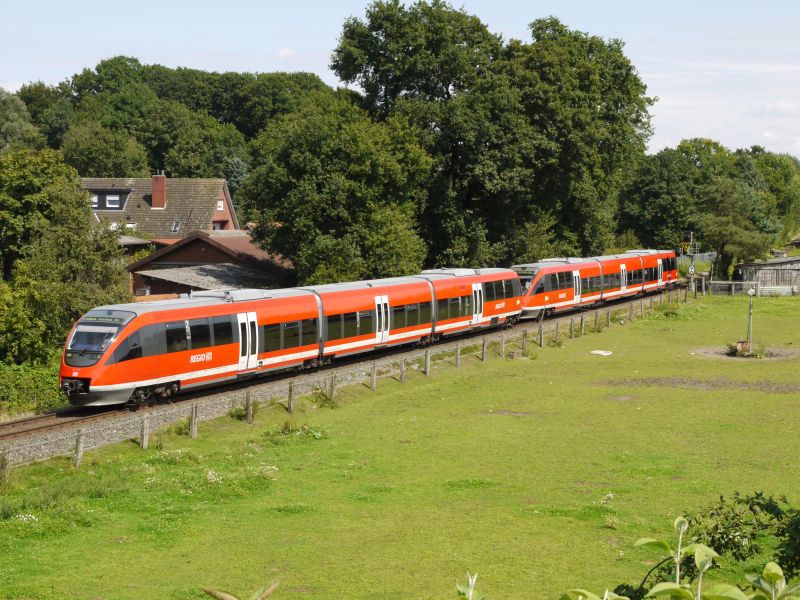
[2,296,799,599]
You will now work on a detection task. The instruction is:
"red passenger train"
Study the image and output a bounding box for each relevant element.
[511,249,677,319]
[60,268,523,406]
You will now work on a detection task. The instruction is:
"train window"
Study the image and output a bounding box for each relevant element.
[113,332,142,363]
[534,279,545,295]
[358,310,374,334]
[212,316,233,345]
[140,323,166,357]
[547,273,557,291]
[510,278,522,297]
[239,322,247,356]
[392,306,406,329]
[166,321,188,353]
[189,319,211,350]
[301,318,317,345]
[250,322,256,354]
[262,324,281,352]
[327,314,342,341]
[282,321,300,348]
[437,298,449,320]
[481,282,491,302]
[448,297,461,319]
[419,302,431,324]
[406,303,419,327]
[462,294,472,316]
[343,312,359,337]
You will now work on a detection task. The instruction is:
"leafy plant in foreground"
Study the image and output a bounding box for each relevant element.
[457,572,485,600]
[202,580,278,600]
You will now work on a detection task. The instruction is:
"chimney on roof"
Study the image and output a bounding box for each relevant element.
[152,173,166,209]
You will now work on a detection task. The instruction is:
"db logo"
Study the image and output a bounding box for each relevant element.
[190,351,213,363]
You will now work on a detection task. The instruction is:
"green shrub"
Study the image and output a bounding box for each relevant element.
[0,360,66,415]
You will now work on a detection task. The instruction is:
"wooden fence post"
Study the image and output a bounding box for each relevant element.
[74,428,85,468]
[245,391,254,423]
[684,286,689,302]
[500,334,506,357]
[555,322,560,344]
[580,315,585,336]
[424,349,431,376]
[594,311,599,331]
[629,303,634,321]
[455,343,461,368]
[569,318,574,339]
[538,323,544,347]
[287,381,295,414]
[702,277,706,296]
[0,447,9,490]
[521,330,528,353]
[371,362,378,391]
[481,338,488,362]
[650,296,654,309]
[190,404,199,439]
[606,309,611,327]
[329,373,337,397]
[400,358,407,383]
[140,413,150,450]
[640,298,644,317]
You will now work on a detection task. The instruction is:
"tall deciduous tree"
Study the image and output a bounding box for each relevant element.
[61,121,150,177]
[238,93,431,283]
[0,89,46,152]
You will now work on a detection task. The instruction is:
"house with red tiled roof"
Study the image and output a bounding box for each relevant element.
[81,174,238,241]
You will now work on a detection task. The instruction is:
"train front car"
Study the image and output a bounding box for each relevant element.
[60,308,139,406]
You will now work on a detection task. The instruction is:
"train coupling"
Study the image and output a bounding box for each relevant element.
[61,378,89,394]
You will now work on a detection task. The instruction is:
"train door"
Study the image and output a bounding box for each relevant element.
[572,270,582,305]
[657,259,664,288]
[620,264,627,293]
[374,295,390,344]
[472,282,484,325]
[236,312,258,371]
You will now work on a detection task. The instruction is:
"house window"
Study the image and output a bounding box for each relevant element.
[125,223,137,230]
[106,195,120,208]
[91,194,98,208]
[212,221,224,231]
[217,200,224,211]
[170,220,181,233]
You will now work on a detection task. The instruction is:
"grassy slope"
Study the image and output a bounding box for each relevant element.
[1,296,799,599]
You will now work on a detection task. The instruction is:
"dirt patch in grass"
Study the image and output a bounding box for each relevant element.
[608,376,800,394]
[691,347,798,360]
[607,394,637,402]
[488,409,536,417]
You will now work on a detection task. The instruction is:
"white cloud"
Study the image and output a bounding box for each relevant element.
[275,47,298,60]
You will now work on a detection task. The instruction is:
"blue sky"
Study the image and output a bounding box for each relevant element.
[2,0,799,156]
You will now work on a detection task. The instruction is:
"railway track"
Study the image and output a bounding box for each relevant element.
[1,286,686,464]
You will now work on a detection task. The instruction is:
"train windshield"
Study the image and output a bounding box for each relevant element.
[64,309,135,367]
[513,267,540,292]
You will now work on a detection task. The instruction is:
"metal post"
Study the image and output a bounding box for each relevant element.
[190,404,199,439]
[455,343,461,367]
[481,338,488,362]
[521,330,528,353]
[140,413,150,449]
[747,290,754,348]
[371,362,377,391]
[287,381,295,414]
[74,428,85,468]
[424,349,431,376]
[702,277,706,296]
[0,447,9,490]
[580,315,585,336]
[400,358,407,383]
[569,318,574,338]
[246,392,254,423]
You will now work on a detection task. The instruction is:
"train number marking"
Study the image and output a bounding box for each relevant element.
[190,351,213,364]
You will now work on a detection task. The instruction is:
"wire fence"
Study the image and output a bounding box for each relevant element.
[0,288,687,471]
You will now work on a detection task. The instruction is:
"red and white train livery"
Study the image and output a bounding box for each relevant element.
[511,249,677,319]
[60,268,523,406]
